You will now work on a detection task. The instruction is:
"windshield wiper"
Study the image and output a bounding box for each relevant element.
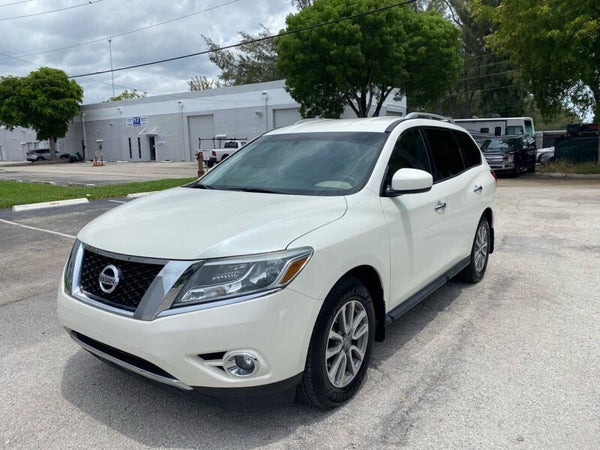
[192,183,215,189]
[237,187,284,194]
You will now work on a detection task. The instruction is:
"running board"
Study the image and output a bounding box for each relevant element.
[385,257,470,324]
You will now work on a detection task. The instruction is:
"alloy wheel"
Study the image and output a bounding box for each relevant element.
[474,224,489,273]
[325,300,369,388]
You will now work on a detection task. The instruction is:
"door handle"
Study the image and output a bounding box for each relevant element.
[474,185,483,193]
[434,201,447,212]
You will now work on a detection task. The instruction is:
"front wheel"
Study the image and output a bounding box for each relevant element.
[297,277,375,410]
[458,217,491,283]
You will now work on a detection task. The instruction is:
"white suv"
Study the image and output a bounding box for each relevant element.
[58,115,496,409]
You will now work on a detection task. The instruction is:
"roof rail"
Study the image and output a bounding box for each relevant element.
[405,112,455,123]
[293,118,330,125]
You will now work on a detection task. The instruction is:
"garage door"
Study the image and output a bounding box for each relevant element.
[273,108,301,129]
[188,115,215,154]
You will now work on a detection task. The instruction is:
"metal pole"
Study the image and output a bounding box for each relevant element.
[108,38,115,98]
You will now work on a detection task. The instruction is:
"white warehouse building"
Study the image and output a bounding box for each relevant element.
[1,80,407,162]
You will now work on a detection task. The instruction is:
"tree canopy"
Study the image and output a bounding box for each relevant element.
[203,26,281,86]
[0,67,83,159]
[473,0,600,122]
[428,0,527,118]
[105,89,146,102]
[188,76,222,91]
[276,0,462,118]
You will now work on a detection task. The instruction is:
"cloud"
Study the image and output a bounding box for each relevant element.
[0,0,296,104]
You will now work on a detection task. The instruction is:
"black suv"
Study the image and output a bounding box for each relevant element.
[473,135,536,176]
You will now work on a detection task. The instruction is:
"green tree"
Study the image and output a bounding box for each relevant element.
[188,76,222,91]
[277,0,462,118]
[105,89,147,102]
[0,67,83,160]
[430,0,526,118]
[473,0,600,122]
[203,26,281,86]
[291,0,313,9]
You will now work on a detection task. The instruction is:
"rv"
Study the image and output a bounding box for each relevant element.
[455,117,535,138]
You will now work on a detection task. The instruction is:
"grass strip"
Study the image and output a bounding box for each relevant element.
[0,178,196,210]
[539,160,600,174]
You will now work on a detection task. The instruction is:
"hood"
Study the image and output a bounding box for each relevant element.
[78,187,347,260]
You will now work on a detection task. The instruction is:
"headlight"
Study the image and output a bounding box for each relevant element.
[504,154,514,162]
[172,247,313,307]
[63,239,82,295]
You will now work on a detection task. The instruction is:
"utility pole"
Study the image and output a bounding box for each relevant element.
[108,38,115,98]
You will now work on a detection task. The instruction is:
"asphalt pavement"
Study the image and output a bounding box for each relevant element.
[0,161,198,186]
[1,177,599,448]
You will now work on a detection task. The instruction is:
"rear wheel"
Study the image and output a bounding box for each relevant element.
[458,217,491,283]
[206,160,215,168]
[297,277,375,410]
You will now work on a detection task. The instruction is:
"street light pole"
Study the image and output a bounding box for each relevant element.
[108,38,115,98]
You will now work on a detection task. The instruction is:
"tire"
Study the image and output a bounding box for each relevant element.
[297,277,375,410]
[206,160,215,168]
[36,157,44,162]
[527,163,536,173]
[458,217,491,283]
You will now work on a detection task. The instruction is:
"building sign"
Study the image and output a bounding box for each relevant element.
[126,116,148,127]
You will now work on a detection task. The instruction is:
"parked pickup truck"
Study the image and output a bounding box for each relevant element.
[201,140,247,168]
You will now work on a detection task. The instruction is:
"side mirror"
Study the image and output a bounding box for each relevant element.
[386,168,433,196]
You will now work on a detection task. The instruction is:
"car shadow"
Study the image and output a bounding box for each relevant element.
[60,281,466,448]
[371,280,466,364]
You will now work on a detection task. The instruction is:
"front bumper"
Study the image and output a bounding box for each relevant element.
[57,286,321,391]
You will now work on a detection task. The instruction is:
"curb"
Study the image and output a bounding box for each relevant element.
[12,198,89,212]
[126,191,157,198]
[535,172,600,179]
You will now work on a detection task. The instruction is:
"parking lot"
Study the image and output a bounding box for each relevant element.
[0,161,198,186]
[1,175,599,448]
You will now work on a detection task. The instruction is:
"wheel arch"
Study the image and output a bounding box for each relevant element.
[336,265,386,342]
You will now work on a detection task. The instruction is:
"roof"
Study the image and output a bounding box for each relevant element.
[269,116,471,134]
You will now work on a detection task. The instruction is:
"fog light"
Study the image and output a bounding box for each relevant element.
[223,351,260,377]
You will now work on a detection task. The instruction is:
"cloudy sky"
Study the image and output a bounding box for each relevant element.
[0,0,297,104]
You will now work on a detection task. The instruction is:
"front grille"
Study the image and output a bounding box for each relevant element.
[79,249,164,311]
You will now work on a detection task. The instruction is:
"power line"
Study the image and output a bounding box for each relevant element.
[67,0,417,79]
[460,69,521,82]
[0,0,33,7]
[0,0,101,21]
[0,0,239,61]
[463,59,511,72]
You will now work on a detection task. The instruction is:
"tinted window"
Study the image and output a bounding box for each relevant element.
[480,127,489,133]
[494,126,502,136]
[384,128,430,187]
[424,128,465,181]
[454,131,482,168]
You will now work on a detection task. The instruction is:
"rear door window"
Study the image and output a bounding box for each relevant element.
[423,128,465,182]
[453,131,482,169]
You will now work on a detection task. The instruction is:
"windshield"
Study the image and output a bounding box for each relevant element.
[189,132,387,196]
[480,138,521,152]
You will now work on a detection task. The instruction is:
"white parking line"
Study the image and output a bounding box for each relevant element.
[0,219,76,239]
[108,200,127,204]
[12,198,89,212]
